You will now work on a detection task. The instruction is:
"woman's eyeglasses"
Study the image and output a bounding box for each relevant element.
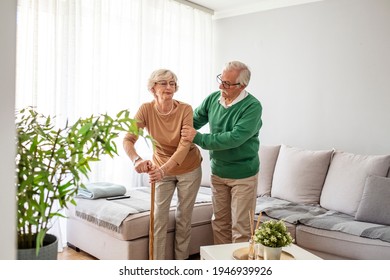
[155,81,177,87]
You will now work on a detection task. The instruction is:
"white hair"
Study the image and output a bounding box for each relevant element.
[223,61,251,86]
[147,69,179,92]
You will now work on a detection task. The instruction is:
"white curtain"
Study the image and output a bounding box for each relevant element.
[16,0,212,250]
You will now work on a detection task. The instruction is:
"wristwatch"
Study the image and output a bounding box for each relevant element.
[133,156,141,166]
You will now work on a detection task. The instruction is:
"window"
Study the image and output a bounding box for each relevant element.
[16,0,213,250]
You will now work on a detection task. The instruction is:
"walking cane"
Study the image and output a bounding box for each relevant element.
[149,181,155,260]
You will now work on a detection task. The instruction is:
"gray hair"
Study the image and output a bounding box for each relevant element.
[147,69,179,92]
[222,61,251,86]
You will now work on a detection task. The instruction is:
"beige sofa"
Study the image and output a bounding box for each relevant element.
[67,144,390,260]
[256,144,390,260]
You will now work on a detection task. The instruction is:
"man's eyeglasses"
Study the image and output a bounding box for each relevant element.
[155,81,177,87]
[216,74,241,89]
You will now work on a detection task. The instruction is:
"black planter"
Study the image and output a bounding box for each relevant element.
[17,234,58,260]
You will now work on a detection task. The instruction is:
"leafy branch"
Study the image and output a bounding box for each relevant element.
[16,107,149,254]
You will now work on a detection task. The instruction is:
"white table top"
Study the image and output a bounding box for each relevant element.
[200,242,322,260]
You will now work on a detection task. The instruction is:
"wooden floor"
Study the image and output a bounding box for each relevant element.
[57,246,97,260]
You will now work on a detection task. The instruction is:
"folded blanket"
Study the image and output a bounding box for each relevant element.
[76,182,127,199]
[75,186,212,232]
[255,196,330,225]
[75,187,151,231]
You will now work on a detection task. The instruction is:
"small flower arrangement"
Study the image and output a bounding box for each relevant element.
[253,219,294,248]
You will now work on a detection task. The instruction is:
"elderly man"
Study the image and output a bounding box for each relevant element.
[181,61,262,244]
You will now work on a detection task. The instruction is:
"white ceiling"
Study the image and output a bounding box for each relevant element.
[188,0,325,19]
[190,0,262,12]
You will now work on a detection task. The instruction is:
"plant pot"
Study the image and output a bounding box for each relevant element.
[263,246,282,260]
[17,234,58,260]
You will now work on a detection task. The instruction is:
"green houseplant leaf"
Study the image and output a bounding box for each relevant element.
[15,107,150,256]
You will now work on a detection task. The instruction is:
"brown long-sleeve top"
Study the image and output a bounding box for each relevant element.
[123,99,202,175]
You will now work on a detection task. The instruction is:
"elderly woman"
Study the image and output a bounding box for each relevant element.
[123,69,202,260]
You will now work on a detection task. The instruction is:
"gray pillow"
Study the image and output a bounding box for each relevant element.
[320,151,390,216]
[355,175,390,225]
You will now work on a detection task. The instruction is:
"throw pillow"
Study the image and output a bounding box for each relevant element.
[355,175,390,225]
[271,145,333,204]
[257,145,281,197]
[320,151,390,216]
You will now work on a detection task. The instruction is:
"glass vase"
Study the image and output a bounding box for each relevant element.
[248,238,255,260]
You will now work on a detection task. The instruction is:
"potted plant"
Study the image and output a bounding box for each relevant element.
[16,107,147,259]
[253,219,294,260]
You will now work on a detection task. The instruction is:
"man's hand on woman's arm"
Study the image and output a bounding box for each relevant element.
[181,125,197,142]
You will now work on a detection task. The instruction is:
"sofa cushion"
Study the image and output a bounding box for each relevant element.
[271,145,333,204]
[73,186,213,240]
[118,201,213,240]
[257,145,281,197]
[320,151,390,216]
[355,175,390,226]
[296,225,390,260]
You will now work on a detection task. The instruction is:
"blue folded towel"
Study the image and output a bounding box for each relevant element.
[76,182,127,199]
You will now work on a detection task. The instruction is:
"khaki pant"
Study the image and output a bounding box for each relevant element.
[210,173,258,244]
[153,166,201,260]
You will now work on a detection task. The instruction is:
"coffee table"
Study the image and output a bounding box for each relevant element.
[200,242,322,260]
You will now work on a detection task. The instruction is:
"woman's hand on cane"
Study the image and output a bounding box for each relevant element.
[148,164,165,183]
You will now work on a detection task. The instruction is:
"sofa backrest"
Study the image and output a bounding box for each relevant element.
[199,144,390,218]
[200,144,329,202]
[199,145,279,195]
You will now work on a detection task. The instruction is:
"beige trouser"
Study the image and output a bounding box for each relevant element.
[153,166,201,260]
[210,173,259,244]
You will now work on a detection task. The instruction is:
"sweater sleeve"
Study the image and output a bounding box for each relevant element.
[193,101,262,151]
[165,105,193,166]
[193,95,211,130]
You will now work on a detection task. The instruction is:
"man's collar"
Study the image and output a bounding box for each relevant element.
[218,89,248,108]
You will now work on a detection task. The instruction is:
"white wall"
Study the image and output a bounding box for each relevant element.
[213,0,390,155]
[0,0,16,259]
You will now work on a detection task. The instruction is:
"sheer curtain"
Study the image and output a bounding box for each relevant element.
[16,0,212,250]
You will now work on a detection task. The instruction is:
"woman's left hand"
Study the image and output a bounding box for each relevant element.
[148,165,165,183]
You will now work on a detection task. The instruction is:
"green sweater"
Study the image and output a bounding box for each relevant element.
[193,91,262,179]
